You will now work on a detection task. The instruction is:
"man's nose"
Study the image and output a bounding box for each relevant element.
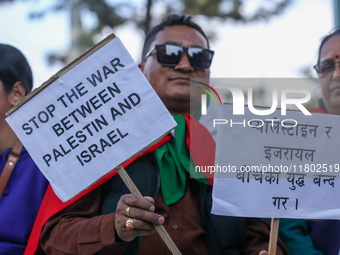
[333,62,340,78]
[174,52,194,72]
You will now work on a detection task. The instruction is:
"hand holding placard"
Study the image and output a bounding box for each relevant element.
[6,34,181,254]
[116,165,181,255]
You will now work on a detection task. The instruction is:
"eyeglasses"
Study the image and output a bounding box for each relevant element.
[144,44,214,69]
[314,61,340,77]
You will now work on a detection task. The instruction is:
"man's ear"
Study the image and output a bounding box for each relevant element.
[138,62,145,73]
[8,81,26,106]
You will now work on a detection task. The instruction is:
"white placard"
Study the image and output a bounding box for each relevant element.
[6,36,177,202]
[210,104,340,219]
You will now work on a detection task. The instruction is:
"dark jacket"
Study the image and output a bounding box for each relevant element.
[100,152,246,255]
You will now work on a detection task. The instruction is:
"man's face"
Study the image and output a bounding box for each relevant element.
[319,35,340,115]
[139,25,210,115]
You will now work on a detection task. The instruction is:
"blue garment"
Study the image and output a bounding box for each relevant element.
[279,219,323,255]
[0,146,48,255]
[308,220,340,255]
[305,105,339,255]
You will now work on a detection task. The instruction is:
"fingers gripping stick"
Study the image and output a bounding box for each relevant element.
[116,165,182,255]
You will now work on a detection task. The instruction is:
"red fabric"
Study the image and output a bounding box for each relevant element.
[25,135,171,255]
[309,108,327,114]
[185,115,214,185]
[25,115,215,255]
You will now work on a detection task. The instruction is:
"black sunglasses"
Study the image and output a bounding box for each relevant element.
[144,44,214,69]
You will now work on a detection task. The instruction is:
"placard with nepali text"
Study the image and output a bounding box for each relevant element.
[6,35,177,202]
[210,104,340,219]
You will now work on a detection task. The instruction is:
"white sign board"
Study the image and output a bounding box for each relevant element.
[6,36,177,202]
[210,104,340,219]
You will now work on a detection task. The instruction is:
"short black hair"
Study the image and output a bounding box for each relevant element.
[141,13,210,61]
[317,28,340,63]
[0,43,33,95]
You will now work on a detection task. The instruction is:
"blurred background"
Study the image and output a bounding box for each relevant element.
[0,0,337,107]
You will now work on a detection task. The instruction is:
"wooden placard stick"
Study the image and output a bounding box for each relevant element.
[116,165,182,255]
[268,218,280,255]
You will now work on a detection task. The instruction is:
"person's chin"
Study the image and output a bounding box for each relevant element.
[173,95,191,105]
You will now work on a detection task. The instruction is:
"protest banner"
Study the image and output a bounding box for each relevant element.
[6,34,177,202]
[200,103,340,254]
[209,104,340,219]
[6,34,181,255]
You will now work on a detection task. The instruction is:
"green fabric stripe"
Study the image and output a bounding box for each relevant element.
[156,114,209,206]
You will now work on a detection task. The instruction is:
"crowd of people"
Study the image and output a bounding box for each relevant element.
[0,12,339,255]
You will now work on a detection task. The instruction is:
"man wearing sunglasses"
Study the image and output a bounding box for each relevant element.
[138,17,214,117]
[29,14,287,255]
